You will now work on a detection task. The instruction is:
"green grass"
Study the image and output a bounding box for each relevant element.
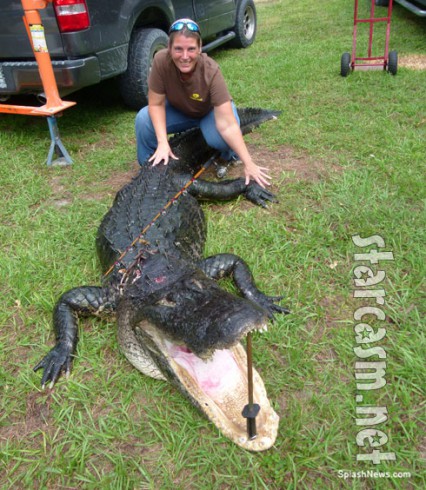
[1,0,425,488]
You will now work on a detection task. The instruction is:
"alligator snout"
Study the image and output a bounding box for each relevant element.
[137,270,268,357]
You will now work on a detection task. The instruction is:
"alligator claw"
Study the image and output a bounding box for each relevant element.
[33,343,73,388]
[251,293,290,320]
[244,183,278,208]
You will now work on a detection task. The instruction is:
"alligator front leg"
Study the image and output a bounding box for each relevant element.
[34,286,116,388]
[187,177,278,208]
[200,254,289,319]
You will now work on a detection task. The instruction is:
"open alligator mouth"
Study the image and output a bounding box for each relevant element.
[131,319,280,451]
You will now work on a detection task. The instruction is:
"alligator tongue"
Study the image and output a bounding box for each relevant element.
[170,336,261,440]
[166,342,245,401]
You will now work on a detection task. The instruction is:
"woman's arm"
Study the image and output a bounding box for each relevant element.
[148,89,179,165]
[214,101,271,188]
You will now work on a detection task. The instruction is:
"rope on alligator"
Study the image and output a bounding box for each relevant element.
[102,152,219,281]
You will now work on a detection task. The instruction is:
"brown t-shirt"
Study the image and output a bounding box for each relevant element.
[148,49,231,118]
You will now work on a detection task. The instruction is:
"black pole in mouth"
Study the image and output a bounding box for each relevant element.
[242,331,260,439]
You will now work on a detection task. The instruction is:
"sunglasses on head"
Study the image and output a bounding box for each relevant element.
[169,19,200,34]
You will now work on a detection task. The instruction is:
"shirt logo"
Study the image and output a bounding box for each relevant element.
[190,93,203,102]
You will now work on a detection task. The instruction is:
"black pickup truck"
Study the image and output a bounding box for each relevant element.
[0,0,257,109]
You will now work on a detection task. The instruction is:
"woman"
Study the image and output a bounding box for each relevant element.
[135,18,271,188]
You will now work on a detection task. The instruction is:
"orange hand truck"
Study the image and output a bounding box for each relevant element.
[341,0,398,76]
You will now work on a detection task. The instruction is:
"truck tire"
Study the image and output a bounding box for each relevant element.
[119,28,168,110]
[230,0,257,48]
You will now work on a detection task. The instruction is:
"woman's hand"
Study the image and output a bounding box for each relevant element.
[243,160,272,188]
[149,142,179,166]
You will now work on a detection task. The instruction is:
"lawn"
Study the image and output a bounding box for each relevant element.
[0,0,425,488]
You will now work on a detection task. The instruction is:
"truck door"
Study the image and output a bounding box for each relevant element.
[192,1,235,38]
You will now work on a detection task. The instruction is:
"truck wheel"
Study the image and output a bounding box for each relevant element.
[119,28,168,110]
[230,0,257,48]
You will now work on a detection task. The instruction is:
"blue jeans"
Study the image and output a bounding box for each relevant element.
[135,100,240,165]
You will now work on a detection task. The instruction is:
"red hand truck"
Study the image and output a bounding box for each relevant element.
[341,0,398,76]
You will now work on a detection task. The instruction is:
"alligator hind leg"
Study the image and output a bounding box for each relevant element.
[34,286,116,387]
[200,254,289,319]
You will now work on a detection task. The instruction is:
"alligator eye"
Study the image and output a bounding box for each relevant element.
[156,298,176,307]
[187,279,204,290]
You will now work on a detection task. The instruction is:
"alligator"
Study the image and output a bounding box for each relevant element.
[34,108,289,451]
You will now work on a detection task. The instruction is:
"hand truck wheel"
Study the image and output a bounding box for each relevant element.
[340,52,352,77]
[387,50,398,75]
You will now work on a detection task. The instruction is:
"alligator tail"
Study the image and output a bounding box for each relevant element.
[166,107,280,172]
[236,108,281,136]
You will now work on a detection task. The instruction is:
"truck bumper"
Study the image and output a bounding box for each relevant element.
[396,0,426,17]
[0,56,101,96]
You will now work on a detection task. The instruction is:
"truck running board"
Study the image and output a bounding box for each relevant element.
[202,32,236,52]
